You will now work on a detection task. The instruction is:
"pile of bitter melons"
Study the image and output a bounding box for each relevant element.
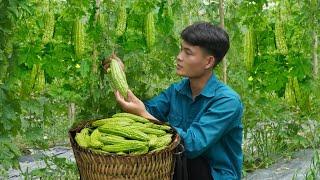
[75,113,173,155]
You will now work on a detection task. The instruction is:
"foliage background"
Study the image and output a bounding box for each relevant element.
[0,0,319,178]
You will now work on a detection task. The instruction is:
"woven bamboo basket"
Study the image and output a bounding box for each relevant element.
[69,119,181,180]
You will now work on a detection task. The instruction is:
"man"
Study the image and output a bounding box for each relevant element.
[113,22,243,180]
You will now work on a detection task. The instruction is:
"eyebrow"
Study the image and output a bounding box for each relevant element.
[181,45,193,53]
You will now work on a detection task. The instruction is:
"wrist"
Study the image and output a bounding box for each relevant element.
[140,111,157,121]
[139,110,150,119]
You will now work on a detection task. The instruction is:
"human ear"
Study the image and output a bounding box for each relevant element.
[204,56,215,69]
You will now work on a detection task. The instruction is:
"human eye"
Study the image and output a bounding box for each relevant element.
[185,49,193,55]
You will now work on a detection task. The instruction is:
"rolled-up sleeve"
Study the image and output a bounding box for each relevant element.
[174,97,242,159]
[144,85,174,122]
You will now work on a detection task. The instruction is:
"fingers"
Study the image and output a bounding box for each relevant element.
[127,89,133,95]
[115,90,131,102]
[114,91,126,106]
[114,91,121,101]
[127,89,137,101]
[115,90,134,112]
[127,89,133,99]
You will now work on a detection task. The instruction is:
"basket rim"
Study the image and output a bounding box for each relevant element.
[69,118,181,157]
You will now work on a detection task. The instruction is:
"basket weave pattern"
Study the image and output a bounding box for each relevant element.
[69,120,180,180]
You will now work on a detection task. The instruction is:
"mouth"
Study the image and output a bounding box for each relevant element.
[176,64,183,69]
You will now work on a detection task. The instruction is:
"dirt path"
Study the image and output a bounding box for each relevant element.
[244,149,318,180]
[1,147,318,179]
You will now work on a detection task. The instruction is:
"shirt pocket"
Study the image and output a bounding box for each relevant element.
[168,112,183,127]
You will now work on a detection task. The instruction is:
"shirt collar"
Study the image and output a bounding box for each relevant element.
[175,74,218,98]
[175,78,191,97]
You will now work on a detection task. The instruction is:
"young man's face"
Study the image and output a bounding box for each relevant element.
[176,41,214,78]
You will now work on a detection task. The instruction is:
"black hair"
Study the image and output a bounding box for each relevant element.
[181,22,230,66]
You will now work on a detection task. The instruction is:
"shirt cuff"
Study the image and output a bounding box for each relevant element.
[173,126,187,139]
[143,102,151,114]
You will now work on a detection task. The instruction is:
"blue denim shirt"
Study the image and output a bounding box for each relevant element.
[144,74,243,180]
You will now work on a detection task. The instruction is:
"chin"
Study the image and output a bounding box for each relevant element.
[176,70,184,76]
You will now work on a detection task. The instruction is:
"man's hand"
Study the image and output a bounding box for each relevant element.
[114,90,158,121]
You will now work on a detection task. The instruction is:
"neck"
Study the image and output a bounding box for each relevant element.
[189,71,213,99]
